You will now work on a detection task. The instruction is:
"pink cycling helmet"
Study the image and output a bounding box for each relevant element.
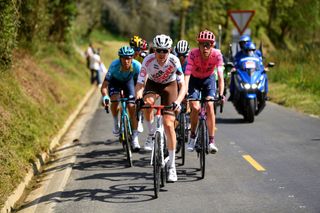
[197,30,215,43]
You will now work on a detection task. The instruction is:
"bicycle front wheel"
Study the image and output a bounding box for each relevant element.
[153,131,161,198]
[198,119,206,179]
[123,116,133,167]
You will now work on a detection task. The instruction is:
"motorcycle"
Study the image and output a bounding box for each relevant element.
[228,56,274,123]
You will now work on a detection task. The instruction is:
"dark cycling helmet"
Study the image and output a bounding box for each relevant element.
[244,41,256,51]
[130,35,142,48]
[140,39,149,51]
[118,46,135,57]
[197,30,215,43]
[175,40,190,56]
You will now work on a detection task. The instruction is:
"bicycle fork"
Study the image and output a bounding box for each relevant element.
[150,116,169,168]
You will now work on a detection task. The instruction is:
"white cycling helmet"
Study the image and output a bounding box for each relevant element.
[153,34,173,49]
[175,40,190,55]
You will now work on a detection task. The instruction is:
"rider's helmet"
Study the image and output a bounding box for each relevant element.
[175,40,190,56]
[197,30,215,44]
[140,39,149,51]
[239,35,252,50]
[244,42,256,57]
[118,46,135,57]
[153,34,173,49]
[130,35,143,49]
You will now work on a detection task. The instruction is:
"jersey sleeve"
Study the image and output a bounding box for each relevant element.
[137,59,148,84]
[185,51,195,75]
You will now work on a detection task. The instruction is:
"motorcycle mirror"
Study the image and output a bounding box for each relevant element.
[267,62,275,68]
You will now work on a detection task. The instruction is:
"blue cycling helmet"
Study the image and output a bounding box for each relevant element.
[244,41,256,51]
[118,46,135,57]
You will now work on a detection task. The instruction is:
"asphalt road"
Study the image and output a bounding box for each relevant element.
[17,92,320,213]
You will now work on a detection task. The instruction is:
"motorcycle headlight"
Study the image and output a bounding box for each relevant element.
[252,84,258,89]
[244,83,251,90]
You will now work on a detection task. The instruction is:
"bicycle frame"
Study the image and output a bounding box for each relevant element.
[188,92,222,179]
[106,91,135,167]
[139,104,172,198]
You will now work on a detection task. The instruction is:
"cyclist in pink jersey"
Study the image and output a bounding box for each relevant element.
[184,30,225,154]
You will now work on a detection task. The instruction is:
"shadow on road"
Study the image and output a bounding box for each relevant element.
[216,117,245,124]
[16,138,206,211]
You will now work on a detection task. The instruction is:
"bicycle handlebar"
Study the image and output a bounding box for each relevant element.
[136,104,174,121]
[187,98,224,114]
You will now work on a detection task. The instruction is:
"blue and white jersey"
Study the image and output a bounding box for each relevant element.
[105,59,141,82]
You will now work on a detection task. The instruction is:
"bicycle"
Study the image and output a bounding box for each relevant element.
[137,103,173,198]
[105,90,135,167]
[188,91,223,179]
[175,99,189,166]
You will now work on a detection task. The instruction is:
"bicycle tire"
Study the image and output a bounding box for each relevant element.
[179,113,186,166]
[161,133,168,185]
[123,116,133,167]
[198,119,206,179]
[153,131,161,198]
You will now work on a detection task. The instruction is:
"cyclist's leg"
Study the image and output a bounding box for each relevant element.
[124,78,138,130]
[142,80,158,151]
[108,80,121,134]
[203,75,218,153]
[188,76,201,138]
[124,78,141,150]
[161,81,178,182]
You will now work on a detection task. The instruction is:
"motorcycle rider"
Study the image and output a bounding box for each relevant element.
[235,42,268,99]
[229,36,264,101]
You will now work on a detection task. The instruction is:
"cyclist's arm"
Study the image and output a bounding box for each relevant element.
[217,65,225,97]
[176,72,186,103]
[184,74,190,96]
[135,82,145,100]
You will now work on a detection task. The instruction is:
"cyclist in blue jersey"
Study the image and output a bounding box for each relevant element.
[101,46,142,151]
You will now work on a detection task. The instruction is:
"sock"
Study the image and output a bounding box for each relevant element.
[169,150,175,168]
[209,136,215,144]
[133,130,139,137]
[113,116,118,128]
[146,120,154,135]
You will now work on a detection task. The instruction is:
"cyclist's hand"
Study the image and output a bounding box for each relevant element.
[135,98,145,109]
[172,101,181,112]
[102,95,110,107]
[218,95,226,104]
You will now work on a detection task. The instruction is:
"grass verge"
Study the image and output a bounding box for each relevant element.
[0,30,126,208]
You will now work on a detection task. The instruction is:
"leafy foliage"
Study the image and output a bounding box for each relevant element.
[0,0,19,68]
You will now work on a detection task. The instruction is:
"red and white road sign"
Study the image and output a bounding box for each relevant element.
[228,10,255,35]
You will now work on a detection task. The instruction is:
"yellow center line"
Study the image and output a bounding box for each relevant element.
[242,155,266,171]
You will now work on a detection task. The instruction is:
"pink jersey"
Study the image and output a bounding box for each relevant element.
[185,48,223,79]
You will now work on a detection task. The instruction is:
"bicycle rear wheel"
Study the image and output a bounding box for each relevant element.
[153,131,161,198]
[198,120,206,179]
[179,113,186,165]
[123,116,133,167]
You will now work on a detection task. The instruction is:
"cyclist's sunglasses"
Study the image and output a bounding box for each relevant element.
[134,47,141,51]
[156,49,169,54]
[199,42,212,48]
[177,53,187,57]
[121,56,133,59]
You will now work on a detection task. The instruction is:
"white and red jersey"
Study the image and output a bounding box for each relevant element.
[137,53,183,84]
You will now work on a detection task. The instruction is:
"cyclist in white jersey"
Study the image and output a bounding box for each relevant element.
[135,34,186,182]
